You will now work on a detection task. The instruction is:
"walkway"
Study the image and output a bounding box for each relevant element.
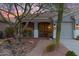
[61,39,79,56]
[26,39,79,56]
[26,40,52,56]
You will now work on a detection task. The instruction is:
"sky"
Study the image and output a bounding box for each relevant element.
[0,3,40,18]
[66,3,79,9]
[1,3,79,18]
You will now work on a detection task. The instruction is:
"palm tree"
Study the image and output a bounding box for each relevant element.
[55,3,64,45]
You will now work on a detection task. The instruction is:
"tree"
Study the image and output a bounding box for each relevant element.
[0,3,57,43]
[55,3,64,45]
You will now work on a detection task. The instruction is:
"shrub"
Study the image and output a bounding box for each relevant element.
[46,43,56,52]
[22,28,32,37]
[4,27,15,38]
[65,51,77,56]
[76,36,79,40]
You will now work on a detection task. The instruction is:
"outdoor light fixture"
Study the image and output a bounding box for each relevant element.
[48,25,51,29]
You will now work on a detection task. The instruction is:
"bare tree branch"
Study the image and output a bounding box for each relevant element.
[16,4,25,10]
[20,3,33,20]
[0,8,17,17]
[33,4,43,14]
[14,3,33,27]
[21,3,27,15]
[23,10,43,29]
[14,3,20,19]
[0,11,10,24]
[7,8,11,23]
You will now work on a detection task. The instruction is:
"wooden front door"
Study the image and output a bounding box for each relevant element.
[38,22,53,37]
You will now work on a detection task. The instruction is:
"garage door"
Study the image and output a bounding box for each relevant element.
[61,23,73,39]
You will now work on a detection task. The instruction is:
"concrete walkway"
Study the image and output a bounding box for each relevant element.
[26,40,53,56]
[26,39,79,56]
[61,39,79,56]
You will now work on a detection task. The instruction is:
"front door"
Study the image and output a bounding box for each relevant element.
[38,22,53,37]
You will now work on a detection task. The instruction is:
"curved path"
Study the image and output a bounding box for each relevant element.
[26,40,52,56]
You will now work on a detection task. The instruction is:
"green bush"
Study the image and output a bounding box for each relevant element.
[46,43,56,52]
[76,36,79,40]
[4,27,15,38]
[22,28,32,37]
[65,51,77,56]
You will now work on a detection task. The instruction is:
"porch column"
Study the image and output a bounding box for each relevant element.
[34,22,38,38]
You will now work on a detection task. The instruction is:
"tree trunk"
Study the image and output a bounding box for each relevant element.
[14,21,23,44]
[55,3,64,45]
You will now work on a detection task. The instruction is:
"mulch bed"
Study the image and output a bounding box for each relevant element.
[19,38,39,54]
[0,38,69,56]
[42,44,69,56]
[0,38,39,56]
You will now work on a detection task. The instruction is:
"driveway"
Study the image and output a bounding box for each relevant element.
[61,39,79,55]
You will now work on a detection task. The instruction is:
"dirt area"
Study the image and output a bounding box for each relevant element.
[42,44,69,56]
[0,38,69,56]
[0,38,39,56]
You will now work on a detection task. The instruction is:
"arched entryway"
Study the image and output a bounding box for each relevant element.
[38,22,53,38]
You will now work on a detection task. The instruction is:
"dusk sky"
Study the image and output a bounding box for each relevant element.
[66,3,79,8]
[1,3,79,18]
